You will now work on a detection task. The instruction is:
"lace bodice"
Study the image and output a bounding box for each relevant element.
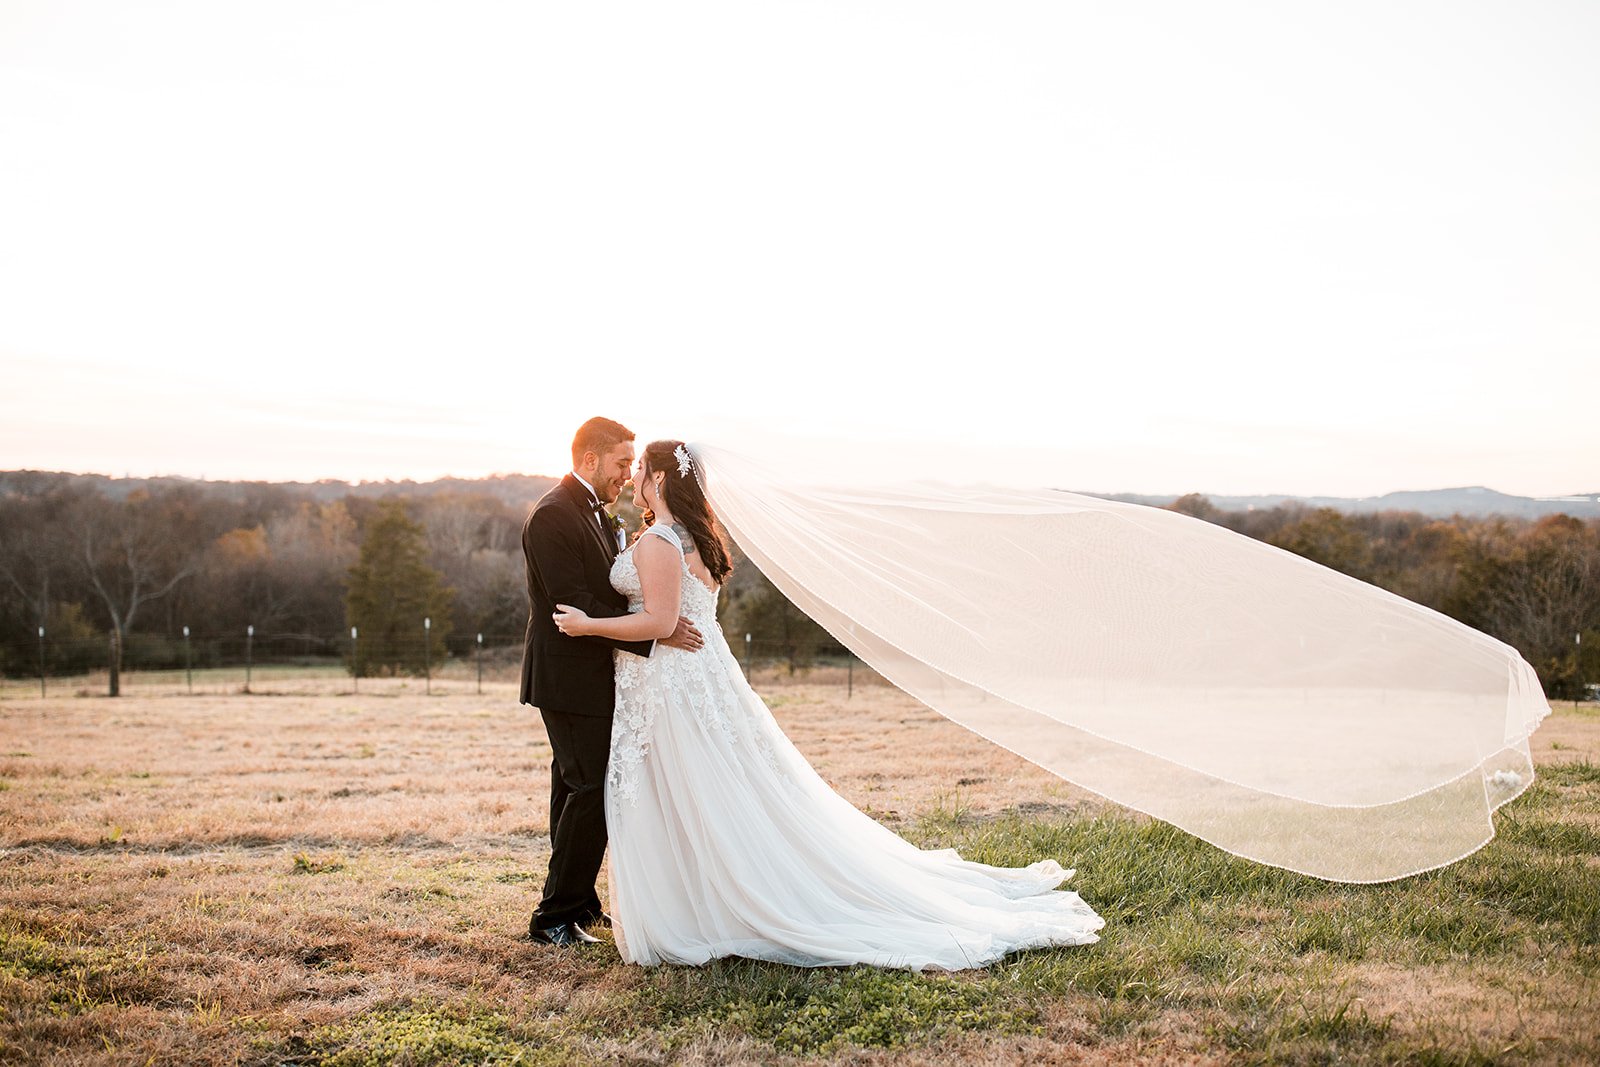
[607,522,746,804]
[609,523,719,625]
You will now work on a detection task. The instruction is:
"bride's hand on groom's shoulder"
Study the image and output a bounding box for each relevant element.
[660,615,704,653]
[552,604,591,636]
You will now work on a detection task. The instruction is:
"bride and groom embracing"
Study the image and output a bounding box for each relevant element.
[519,417,1103,971]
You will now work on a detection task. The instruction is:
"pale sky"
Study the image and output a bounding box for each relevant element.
[2,2,1597,497]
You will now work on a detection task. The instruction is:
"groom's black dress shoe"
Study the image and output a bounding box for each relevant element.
[528,920,601,947]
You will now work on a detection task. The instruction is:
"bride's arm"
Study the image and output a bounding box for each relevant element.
[553,535,683,642]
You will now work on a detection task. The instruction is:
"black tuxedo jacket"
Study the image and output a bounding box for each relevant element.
[519,475,653,716]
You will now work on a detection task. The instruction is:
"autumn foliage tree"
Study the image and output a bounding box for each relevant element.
[1446,515,1600,698]
[198,502,358,643]
[1268,507,1375,583]
[344,502,453,677]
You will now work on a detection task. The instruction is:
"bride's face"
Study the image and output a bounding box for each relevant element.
[635,458,662,511]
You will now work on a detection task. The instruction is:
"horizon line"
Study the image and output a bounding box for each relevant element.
[3,467,1596,505]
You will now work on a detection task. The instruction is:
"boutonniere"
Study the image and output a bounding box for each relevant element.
[606,513,625,535]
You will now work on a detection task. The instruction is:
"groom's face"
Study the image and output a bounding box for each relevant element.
[590,442,636,504]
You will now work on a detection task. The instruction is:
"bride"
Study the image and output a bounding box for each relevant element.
[552,439,1103,971]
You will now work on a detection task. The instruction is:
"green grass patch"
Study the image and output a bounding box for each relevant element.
[626,960,1038,1055]
[1498,815,1600,855]
[1220,984,1395,1064]
[1537,757,1600,787]
[912,783,1600,971]
[890,774,1600,1061]
[0,923,157,1013]
[291,851,346,874]
[307,1004,586,1067]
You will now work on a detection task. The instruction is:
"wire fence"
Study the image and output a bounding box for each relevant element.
[3,634,1595,704]
[0,630,885,699]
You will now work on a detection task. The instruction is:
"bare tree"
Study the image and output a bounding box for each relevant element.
[0,494,62,629]
[72,491,202,696]
[420,495,524,644]
[421,495,484,569]
[266,501,358,641]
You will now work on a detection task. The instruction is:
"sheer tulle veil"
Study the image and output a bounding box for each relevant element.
[687,441,1550,883]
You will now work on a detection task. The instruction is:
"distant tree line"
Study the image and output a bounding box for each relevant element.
[0,472,547,691]
[1,472,1595,697]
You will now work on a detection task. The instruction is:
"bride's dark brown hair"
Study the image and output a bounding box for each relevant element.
[638,440,734,585]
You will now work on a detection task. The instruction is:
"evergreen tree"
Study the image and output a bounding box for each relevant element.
[345,502,453,676]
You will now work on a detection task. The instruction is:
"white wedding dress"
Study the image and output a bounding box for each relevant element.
[603,522,1104,971]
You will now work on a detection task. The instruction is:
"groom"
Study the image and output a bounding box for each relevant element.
[520,416,703,946]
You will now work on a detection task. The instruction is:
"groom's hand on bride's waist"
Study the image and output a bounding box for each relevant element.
[660,616,704,652]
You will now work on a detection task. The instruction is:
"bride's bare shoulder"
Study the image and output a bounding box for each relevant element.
[634,529,679,560]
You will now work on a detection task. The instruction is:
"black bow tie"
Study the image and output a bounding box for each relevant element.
[589,498,607,513]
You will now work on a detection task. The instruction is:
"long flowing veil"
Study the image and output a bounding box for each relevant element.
[692,443,1550,883]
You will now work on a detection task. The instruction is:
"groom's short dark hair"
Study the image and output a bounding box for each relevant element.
[571,417,635,464]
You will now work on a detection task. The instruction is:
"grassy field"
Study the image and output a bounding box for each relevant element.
[1,676,1596,1065]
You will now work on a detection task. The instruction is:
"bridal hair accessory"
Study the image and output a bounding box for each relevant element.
[674,444,693,478]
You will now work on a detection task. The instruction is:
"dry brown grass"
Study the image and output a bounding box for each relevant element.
[2,679,1596,1065]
